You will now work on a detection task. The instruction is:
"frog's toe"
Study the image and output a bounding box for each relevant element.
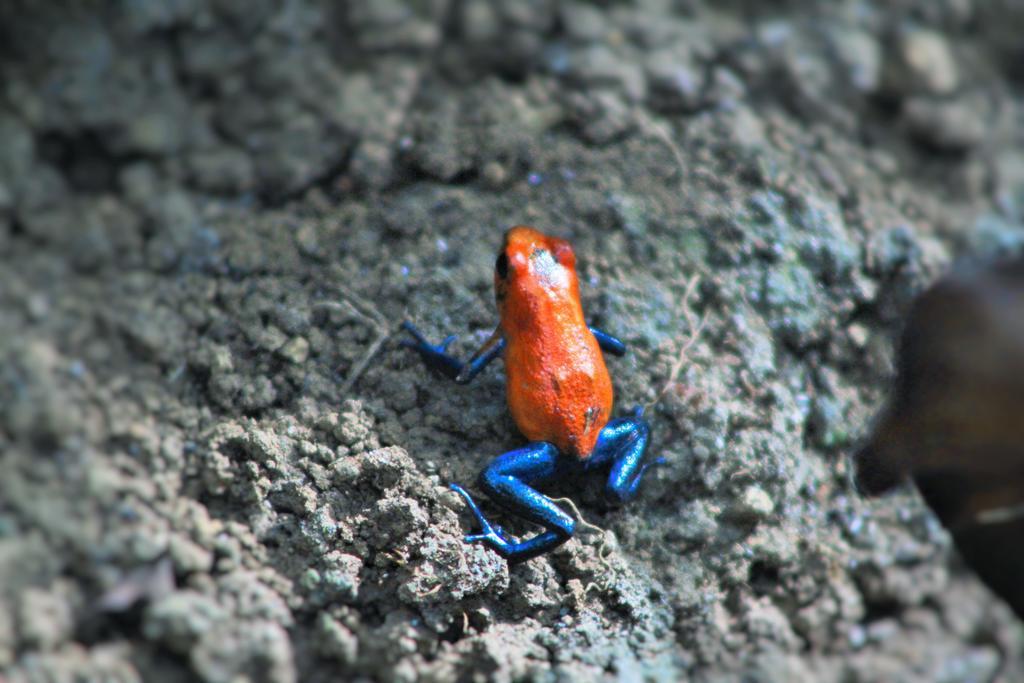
[465,527,511,553]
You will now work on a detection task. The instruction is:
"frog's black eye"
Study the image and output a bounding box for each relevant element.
[495,252,509,279]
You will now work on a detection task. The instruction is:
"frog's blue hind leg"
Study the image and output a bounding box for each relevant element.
[587,406,665,503]
[450,442,576,563]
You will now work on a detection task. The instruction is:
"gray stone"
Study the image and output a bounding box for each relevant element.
[191,619,296,683]
[731,486,775,522]
[269,480,318,516]
[122,108,187,155]
[889,27,958,96]
[0,181,11,212]
[144,591,226,653]
[903,96,987,152]
[120,0,205,32]
[645,50,704,112]
[315,613,358,663]
[0,114,35,188]
[566,45,647,101]
[277,336,310,365]
[828,28,882,94]
[320,552,363,603]
[17,587,72,651]
[186,147,255,194]
[560,2,608,42]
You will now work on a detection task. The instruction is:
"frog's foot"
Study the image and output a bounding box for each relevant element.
[450,483,513,552]
[400,321,457,353]
[639,456,668,475]
[591,416,661,504]
[400,321,504,384]
[464,527,513,552]
[400,321,462,379]
[450,443,576,563]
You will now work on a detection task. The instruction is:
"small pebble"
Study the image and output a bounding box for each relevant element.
[732,486,775,522]
[278,336,310,365]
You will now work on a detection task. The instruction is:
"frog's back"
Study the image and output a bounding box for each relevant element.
[505,319,612,457]
[496,226,613,458]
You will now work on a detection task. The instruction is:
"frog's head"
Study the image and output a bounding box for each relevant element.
[494,226,580,316]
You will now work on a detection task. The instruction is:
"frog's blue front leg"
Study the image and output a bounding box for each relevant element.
[401,321,505,384]
[589,326,627,357]
[587,406,665,503]
[450,442,576,563]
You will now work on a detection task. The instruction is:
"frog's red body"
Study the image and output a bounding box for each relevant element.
[498,227,612,458]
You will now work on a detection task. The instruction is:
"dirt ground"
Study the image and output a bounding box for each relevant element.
[2,1,1024,681]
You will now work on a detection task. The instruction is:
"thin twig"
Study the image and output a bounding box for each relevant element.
[633,108,687,183]
[550,497,605,538]
[322,284,393,395]
[648,274,707,408]
[340,330,392,396]
[632,109,712,408]
[551,497,615,573]
[415,582,443,598]
[337,283,389,328]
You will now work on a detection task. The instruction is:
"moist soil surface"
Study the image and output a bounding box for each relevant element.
[2,1,1024,681]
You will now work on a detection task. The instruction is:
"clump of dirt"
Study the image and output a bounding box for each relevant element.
[2,1,1024,681]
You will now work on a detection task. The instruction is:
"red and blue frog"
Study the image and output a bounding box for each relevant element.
[402,226,663,563]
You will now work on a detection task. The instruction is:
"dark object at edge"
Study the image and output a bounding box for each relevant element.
[855,257,1024,620]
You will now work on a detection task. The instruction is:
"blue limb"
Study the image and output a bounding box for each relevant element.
[586,409,665,503]
[589,326,627,357]
[400,321,505,384]
[450,442,576,563]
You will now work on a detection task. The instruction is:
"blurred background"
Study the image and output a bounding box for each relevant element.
[2,1,1024,681]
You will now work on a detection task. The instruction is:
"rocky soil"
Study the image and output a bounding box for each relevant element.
[2,1,1024,681]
